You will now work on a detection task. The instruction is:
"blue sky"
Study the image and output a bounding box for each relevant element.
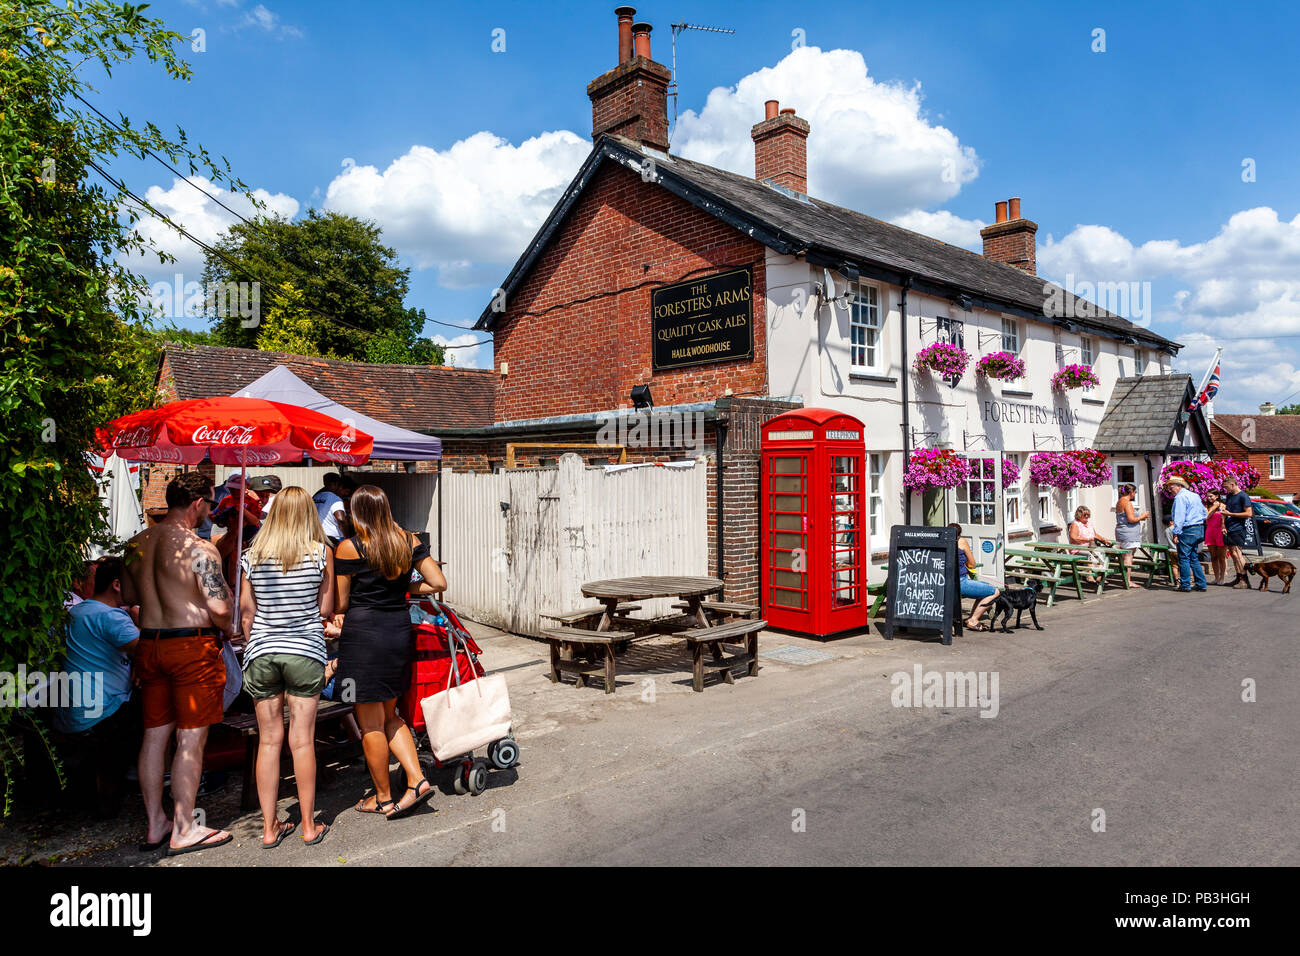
[96,0,1300,411]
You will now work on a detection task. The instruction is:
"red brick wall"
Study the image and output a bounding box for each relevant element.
[1211,424,1299,494]
[979,220,1038,274]
[492,162,768,423]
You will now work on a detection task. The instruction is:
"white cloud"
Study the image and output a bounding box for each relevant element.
[432,332,491,369]
[1039,208,1300,412]
[322,129,590,288]
[672,46,980,219]
[238,4,302,38]
[889,209,985,251]
[123,176,299,314]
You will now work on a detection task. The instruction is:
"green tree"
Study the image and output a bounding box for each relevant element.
[0,0,250,813]
[1276,403,1300,416]
[254,282,342,358]
[203,209,444,364]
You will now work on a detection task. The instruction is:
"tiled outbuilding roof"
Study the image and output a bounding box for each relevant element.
[477,136,1181,353]
[1093,374,1213,453]
[1210,414,1300,451]
[159,344,495,430]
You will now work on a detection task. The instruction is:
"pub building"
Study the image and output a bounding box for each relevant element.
[472,7,1185,613]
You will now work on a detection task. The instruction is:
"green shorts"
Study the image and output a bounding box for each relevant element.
[243,653,326,699]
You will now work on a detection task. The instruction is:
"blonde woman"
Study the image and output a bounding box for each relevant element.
[1068,506,1112,583]
[239,486,334,848]
[333,485,447,820]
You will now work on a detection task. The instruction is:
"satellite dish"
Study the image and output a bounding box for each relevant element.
[822,269,837,306]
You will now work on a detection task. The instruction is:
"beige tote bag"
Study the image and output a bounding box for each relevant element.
[420,672,513,762]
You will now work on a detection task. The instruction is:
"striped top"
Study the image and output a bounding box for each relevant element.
[241,548,328,665]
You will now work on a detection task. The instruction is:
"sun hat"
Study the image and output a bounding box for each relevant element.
[1165,475,1188,488]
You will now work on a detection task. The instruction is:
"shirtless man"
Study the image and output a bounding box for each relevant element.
[122,472,235,856]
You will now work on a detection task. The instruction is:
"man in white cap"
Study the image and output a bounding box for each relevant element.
[1166,475,1208,592]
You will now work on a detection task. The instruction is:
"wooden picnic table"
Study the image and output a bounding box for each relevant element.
[581,576,724,631]
[1019,541,1130,592]
[1003,547,1092,606]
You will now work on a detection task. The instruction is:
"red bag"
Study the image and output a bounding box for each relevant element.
[399,601,484,732]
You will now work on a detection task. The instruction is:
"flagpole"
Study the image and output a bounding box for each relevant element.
[1189,347,1222,413]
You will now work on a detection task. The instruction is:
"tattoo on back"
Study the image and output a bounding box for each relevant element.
[193,554,231,600]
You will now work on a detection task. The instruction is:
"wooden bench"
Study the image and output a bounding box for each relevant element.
[671,599,759,619]
[682,618,766,692]
[539,604,642,630]
[541,626,635,694]
[222,699,356,811]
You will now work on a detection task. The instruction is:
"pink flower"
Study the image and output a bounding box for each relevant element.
[976,351,1027,381]
[913,342,971,378]
[1051,364,1101,392]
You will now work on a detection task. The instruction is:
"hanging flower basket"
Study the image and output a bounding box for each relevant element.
[1027,449,1111,490]
[999,455,1021,488]
[1050,364,1101,392]
[903,448,971,495]
[1159,458,1260,499]
[913,342,970,379]
[976,351,1026,382]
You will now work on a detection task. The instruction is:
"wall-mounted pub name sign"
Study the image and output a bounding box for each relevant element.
[651,266,753,371]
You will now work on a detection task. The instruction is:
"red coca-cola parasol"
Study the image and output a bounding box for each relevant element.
[99,397,374,629]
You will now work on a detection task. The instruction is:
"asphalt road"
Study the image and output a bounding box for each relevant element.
[82,581,1297,867]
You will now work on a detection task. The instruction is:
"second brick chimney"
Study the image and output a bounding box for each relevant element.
[979,197,1038,274]
[751,100,810,194]
[587,7,671,153]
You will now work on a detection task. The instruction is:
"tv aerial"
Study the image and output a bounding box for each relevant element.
[668,21,735,139]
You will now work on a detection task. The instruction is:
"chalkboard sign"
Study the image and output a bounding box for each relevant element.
[651,267,753,371]
[1244,515,1264,555]
[883,525,961,645]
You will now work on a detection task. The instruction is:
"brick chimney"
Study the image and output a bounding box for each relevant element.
[979,196,1038,274]
[751,101,810,194]
[587,7,671,153]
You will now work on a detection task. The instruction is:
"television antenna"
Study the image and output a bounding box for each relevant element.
[668,21,735,141]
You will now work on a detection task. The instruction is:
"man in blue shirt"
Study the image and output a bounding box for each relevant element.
[54,556,141,818]
[1167,475,1208,592]
[55,557,139,733]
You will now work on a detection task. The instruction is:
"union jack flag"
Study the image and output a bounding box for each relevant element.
[1187,353,1221,413]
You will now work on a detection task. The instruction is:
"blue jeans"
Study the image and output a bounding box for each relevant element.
[1176,524,1206,590]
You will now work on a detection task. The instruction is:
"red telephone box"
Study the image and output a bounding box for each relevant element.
[760,409,868,637]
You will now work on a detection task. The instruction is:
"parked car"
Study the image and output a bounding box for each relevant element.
[1251,496,1300,519]
[1250,501,1300,550]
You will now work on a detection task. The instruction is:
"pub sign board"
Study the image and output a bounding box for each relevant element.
[651,266,753,371]
[883,525,962,646]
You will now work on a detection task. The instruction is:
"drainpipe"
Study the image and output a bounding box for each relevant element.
[1144,453,1159,540]
[716,415,728,588]
[900,276,914,524]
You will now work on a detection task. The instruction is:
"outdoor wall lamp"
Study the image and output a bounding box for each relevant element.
[631,385,654,409]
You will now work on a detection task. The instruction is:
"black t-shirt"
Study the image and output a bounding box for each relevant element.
[1223,492,1251,533]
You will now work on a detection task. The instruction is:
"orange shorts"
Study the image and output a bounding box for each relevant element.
[135,633,226,730]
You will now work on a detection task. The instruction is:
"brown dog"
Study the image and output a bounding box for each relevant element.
[1246,559,1295,593]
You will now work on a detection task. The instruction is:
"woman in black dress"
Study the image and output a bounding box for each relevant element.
[332,485,447,819]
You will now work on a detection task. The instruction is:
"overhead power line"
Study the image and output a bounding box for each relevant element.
[74,92,487,340]
[85,159,490,350]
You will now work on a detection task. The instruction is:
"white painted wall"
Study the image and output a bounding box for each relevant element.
[764,249,1174,576]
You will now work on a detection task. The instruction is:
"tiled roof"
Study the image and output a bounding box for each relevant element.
[1210,414,1300,451]
[1093,374,1211,453]
[160,344,495,430]
[478,136,1180,353]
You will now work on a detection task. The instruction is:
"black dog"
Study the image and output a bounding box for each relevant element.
[989,581,1044,633]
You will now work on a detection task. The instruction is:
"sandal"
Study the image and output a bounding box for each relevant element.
[387,778,435,821]
[354,794,397,815]
[965,620,990,631]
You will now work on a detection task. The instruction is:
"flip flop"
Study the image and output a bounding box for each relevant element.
[387,779,435,821]
[166,830,232,856]
[138,824,173,852]
[302,823,330,846]
[261,821,297,850]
